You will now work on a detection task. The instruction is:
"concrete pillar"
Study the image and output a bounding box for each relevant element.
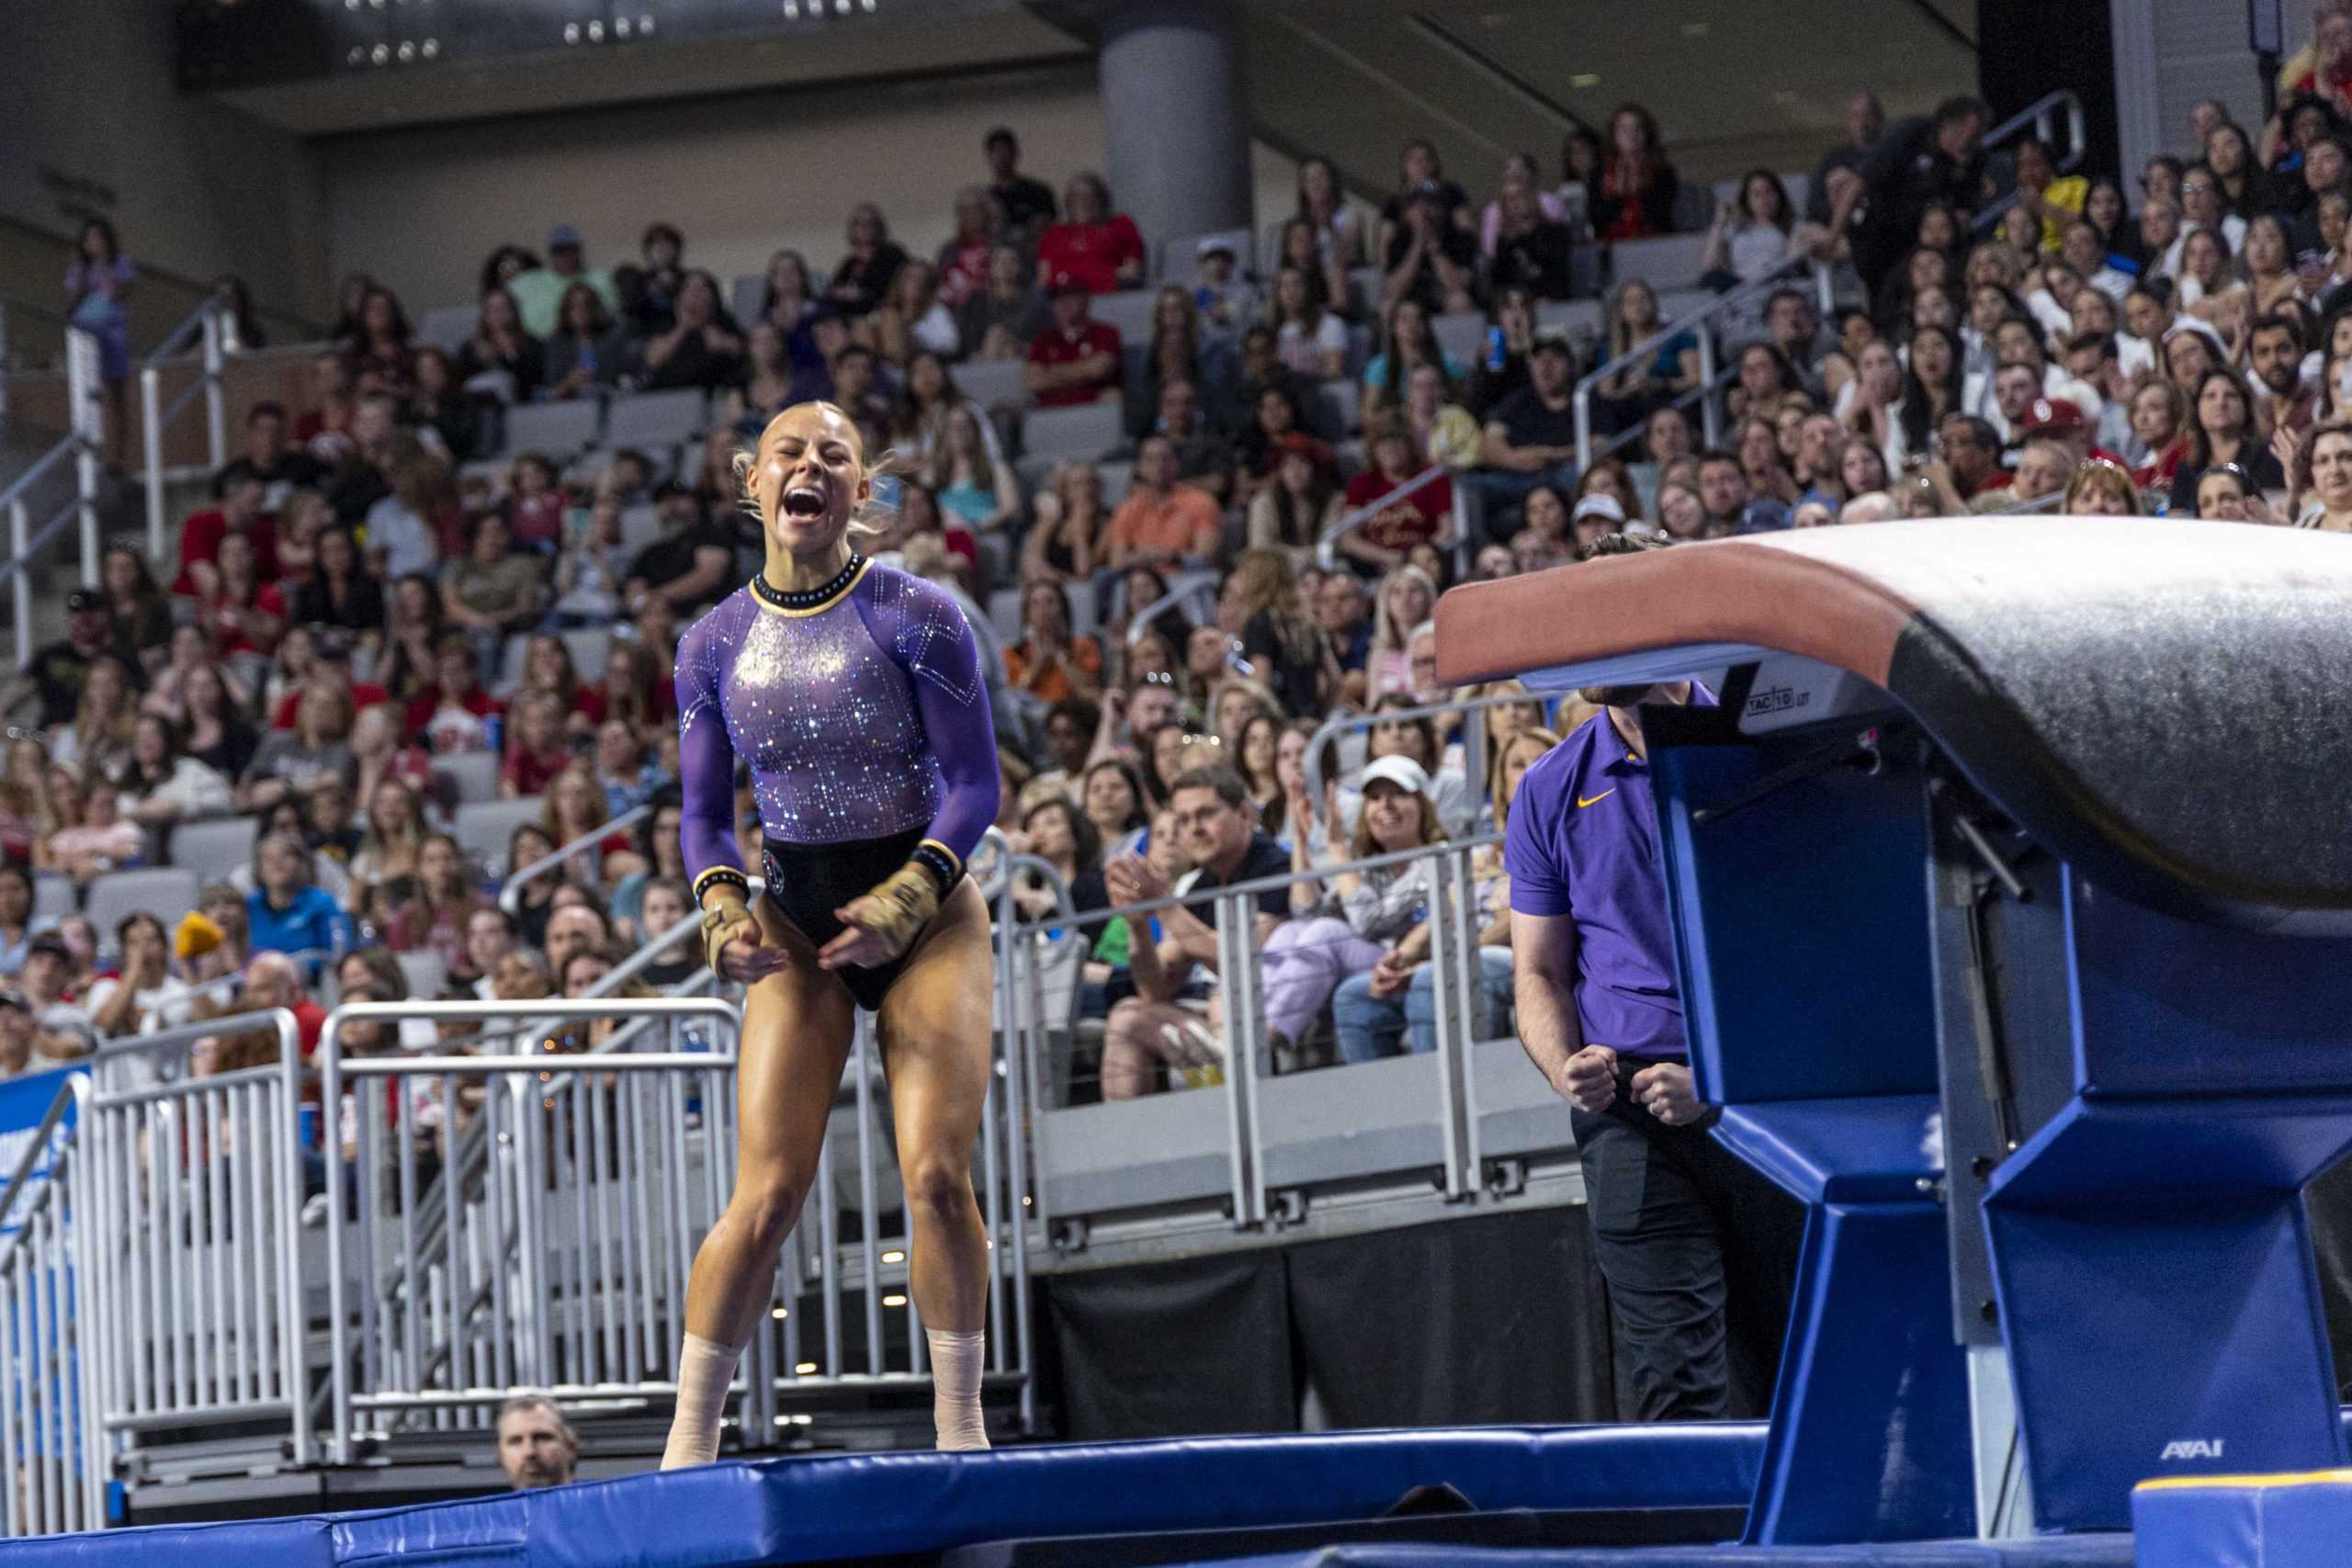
[1097,0,1252,274]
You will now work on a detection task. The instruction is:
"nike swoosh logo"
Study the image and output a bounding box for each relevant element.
[1577,791,1615,808]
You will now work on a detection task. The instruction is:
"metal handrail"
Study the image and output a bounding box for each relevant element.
[4,491,81,674]
[996,850,1080,927]
[1573,254,1835,469]
[1300,684,1558,814]
[0,435,80,519]
[1314,462,1456,571]
[1121,575,1221,648]
[1971,90,2089,235]
[496,802,653,912]
[137,299,228,561]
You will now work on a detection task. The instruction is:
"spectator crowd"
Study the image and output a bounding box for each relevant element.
[12,7,2352,1112]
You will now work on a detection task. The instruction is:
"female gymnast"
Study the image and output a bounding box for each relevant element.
[664,400,1001,1465]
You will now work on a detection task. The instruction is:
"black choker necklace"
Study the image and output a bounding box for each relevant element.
[753,554,865,611]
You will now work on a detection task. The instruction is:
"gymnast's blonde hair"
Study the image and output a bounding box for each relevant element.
[729,400,905,542]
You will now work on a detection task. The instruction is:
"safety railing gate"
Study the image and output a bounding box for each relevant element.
[0,1010,313,1537]
[317,995,1035,1462]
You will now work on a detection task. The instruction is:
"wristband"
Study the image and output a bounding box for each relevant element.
[909,840,962,897]
[693,866,751,907]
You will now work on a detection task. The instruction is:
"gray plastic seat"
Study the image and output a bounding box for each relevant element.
[167,817,258,889]
[86,867,201,938]
[503,398,605,461]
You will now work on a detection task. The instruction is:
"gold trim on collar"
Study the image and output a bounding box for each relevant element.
[750,558,871,617]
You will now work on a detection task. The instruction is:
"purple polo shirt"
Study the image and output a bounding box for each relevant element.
[1505,710,1687,1059]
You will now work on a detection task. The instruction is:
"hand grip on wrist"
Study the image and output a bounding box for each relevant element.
[700,895,758,977]
[848,863,943,962]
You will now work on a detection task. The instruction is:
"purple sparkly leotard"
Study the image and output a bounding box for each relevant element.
[676,557,1000,901]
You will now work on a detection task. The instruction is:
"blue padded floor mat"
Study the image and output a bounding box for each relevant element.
[0,1424,1768,1568]
[1165,1544,2136,1568]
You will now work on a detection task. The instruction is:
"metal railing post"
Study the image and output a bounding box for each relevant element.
[1696,330,1721,450]
[1574,386,1594,473]
[7,500,28,671]
[65,328,100,587]
[499,804,652,911]
[141,367,165,560]
[322,1020,354,1464]
[201,306,227,470]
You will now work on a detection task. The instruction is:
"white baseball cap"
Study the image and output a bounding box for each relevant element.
[1571,493,1626,525]
[1360,754,1432,797]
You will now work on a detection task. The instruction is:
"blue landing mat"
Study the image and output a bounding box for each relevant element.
[0,1425,1766,1567]
[2132,1468,2352,1568]
[1174,1545,2135,1568]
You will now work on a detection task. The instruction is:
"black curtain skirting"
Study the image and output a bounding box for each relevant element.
[1036,1207,1623,1441]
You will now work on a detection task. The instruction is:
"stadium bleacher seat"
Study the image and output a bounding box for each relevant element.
[1611,233,1711,292]
[1536,299,1605,341]
[31,874,73,922]
[454,797,547,876]
[560,626,613,681]
[501,398,604,461]
[618,502,662,556]
[434,752,503,808]
[458,458,513,503]
[417,305,476,355]
[86,867,200,936]
[167,817,258,890]
[494,626,612,694]
[1658,288,1721,326]
[987,587,1022,641]
[1097,458,1134,506]
[1022,400,1123,463]
[394,950,447,1000]
[1090,289,1159,346]
[954,357,1030,414]
[1065,576,1100,637]
[1431,311,1487,370]
[729,275,766,331]
[1314,379,1362,441]
[605,388,708,450]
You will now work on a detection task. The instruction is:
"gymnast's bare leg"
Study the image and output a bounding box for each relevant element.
[662,401,1004,1464]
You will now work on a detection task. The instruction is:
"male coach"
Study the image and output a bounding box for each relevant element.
[1504,590,1798,1420]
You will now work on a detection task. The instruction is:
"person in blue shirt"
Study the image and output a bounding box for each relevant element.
[244,831,353,964]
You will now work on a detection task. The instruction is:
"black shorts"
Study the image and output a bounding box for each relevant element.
[762,829,929,1012]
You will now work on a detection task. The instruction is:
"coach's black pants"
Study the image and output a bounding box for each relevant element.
[1571,1074,1803,1423]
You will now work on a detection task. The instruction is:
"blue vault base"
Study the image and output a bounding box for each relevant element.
[5,1416,2338,1566]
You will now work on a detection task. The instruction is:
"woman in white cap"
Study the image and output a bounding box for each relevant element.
[1257,752,1447,1063]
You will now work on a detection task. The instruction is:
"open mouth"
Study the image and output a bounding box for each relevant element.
[782,485,826,520]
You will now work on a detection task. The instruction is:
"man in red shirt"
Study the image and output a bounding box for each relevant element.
[404,634,507,753]
[1024,277,1121,409]
[268,636,388,729]
[172,472,280,599]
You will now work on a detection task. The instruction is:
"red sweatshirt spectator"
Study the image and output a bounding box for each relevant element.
[403,635,506,754]
[173,472,281,599]
[1034,173,1145,297]
[1025,280,1121,409]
